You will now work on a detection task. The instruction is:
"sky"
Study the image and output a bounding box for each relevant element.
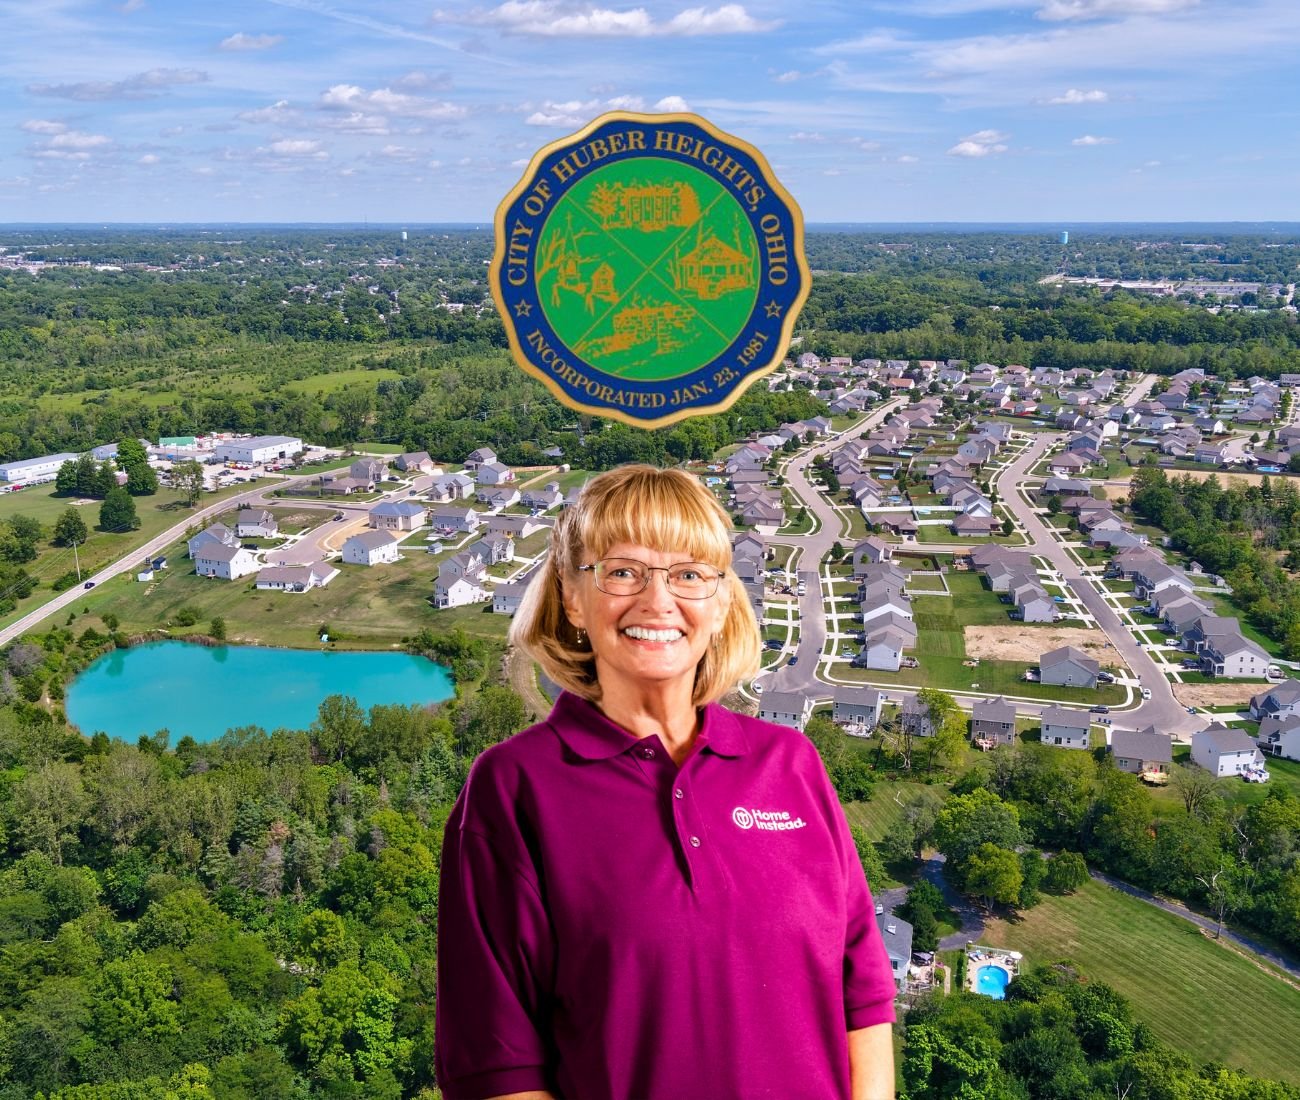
[3,0,1300,224]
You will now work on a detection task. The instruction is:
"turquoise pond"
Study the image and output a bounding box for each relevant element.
[65,641,456,743]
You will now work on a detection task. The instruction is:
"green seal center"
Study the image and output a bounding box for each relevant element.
[535,158,760,382]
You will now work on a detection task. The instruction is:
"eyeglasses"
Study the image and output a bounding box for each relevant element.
[579,557,725,599]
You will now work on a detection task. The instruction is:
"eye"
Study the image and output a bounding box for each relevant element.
[607,565,640,580]
[675,568,704,583]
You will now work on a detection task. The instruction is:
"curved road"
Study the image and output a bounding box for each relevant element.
[759,380,1205,739]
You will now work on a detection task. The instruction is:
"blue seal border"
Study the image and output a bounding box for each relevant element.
[491,111,810,430]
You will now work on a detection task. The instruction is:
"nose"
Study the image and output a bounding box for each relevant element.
[639,568,678,607]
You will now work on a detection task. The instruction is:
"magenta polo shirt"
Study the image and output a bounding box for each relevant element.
[435,691,896,1100]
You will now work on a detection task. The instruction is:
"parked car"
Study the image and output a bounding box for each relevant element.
[1090,705,1109,713]
[1097,671,1115,683]
[764,639,783,651]
[1140,687,1152,699]
[788,656,798,667]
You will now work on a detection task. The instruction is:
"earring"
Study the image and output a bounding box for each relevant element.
[575,627,587,646]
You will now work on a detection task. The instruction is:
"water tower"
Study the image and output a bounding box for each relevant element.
[1059,230,1069,245]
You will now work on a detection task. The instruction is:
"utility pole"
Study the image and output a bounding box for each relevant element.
[73,538,81,582]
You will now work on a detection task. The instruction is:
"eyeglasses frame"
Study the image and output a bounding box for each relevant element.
[577,557,726,600]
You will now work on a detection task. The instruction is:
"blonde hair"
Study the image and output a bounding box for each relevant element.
[510,464,762,706]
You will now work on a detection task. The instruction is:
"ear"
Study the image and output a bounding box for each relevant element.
[561,573,586,631]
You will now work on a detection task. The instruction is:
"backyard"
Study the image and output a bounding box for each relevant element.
[977,877,1300,1085]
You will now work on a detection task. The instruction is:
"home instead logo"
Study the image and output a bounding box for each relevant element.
[491,110,809,429]
[732,806,807,832]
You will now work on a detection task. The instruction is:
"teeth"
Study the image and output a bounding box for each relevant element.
[623,626,683,642]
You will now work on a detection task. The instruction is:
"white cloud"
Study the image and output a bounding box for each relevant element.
[266,139,327,158]
[1038,0,1200,21]
[1045,87,1109,104]
[21,120,67,134]
[789,131,826,142]
[318,112,392,135]
[219,33,284,51]
[1072,134,1115,145]
[119,0,146,11]
[846,136,881,151]
[897,154,920,163]
[523,94,685,125]
[436,2,777,37]
[393,71,453,91]
[814,29,912,54]
[28,69,208,101]
[948,129,1009,156]
[238,100,296,124]
[49,131,110,149]
[773,69,800,83]
[139,153,160,165]
[320,84,466,120]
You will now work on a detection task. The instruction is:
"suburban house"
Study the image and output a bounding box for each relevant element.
[187,523,238,559]
[194,544,259,581]
[341,529,400,566]
[852,536,893,574]
[831,686,883,733]
[520,481,564,511]
[1110,726,1172,784]
[462,447,497,472]
[856,628,909,672]
[235,508,278,539]
[1257,715,1300,762]
[476,461,515,486]
[758,691,813,731]
[1250,679,1300,721]
[492,580,530,616]
[1039,645,1100,688]
[970,697,1016,750]
[1198,630,1271,678]
[429,506,482,534]
[1191,724,1266,778]
[428,472,476,502]
[740,496,785,528]
[901,698,933,738]
[394,451,436,474]
[1039,705,1091,750]
[434,552,490,609]
[318,475,372,496]
[350,457,389,483]
[876,911,914,995]
[254,562,338,592]
[952,514,1000,538]
[368,500,427,531]
[1013,582,1057,624]
[471,534,514,565]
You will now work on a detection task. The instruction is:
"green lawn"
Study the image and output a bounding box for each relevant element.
[0,482,267,631]
[282,367,403,395]
[978,877,1300,1084]
[842,781,946,842]
[77,538,512,651]
[830,574,1125,704]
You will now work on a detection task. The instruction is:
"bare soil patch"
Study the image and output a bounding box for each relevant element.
[964,624,1113,664]
[1172,682,1264,709]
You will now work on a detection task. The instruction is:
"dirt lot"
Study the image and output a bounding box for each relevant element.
[964,625,1113,664]
[1172,682,1266,709]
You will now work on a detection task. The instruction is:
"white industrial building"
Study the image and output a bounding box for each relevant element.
[214,435,303,465]
[0,453,79,485]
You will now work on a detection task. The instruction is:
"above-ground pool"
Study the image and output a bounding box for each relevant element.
[975,964,1011,999]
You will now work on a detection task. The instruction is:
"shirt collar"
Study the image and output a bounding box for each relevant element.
[547,691,749,760]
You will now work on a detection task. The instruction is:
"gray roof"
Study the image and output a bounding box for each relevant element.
[1040,704,1089,730]
[1040,645,1100,674]
[833,685,882,708]
[196,543,246,563]
[1111,726,1172,763]
[370,500,426,517]
[346,529,398,550]
[761,691,808,715]
[972,697,1016,724]
[1194,724,1258,754]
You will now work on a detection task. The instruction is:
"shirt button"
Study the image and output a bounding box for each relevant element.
[641,746,656,759]
[674,788,684,799]
[689,836,701,847]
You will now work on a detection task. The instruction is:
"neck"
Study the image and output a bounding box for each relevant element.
[594,676,700,759]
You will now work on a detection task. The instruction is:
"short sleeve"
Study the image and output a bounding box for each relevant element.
[435,770,558,1099]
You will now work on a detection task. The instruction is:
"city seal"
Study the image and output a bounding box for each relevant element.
[491,111,809,429]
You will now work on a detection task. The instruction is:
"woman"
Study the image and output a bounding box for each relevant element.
[435,465,896,1100]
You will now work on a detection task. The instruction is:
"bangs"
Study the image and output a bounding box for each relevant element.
[575,466,733,567]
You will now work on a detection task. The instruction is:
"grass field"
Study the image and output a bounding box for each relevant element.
[282,368,403,395]
[978,877,1300,1084]
[0,481,268,631]
[78,535,514,650]
[831,573,1126,705]
[842,782,947,841]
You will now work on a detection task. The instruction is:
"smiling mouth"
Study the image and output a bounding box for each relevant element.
[622,626,684,643]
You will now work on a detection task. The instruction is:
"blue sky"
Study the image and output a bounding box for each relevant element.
[3,0,1299,223]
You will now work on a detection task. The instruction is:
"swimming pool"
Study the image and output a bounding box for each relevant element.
[975,964,1011,999]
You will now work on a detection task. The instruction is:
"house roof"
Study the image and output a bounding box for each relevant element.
[833,685,882,708]
[1040,704,1089,730]
[197,543,247,563]
[369,500,426,517]
[346,529,398,550]
[1041,645,1100,674]
[762,690,809,715]
[972,697,1016,724]
[1194,724,1258,754]
[1111,726,1172,763]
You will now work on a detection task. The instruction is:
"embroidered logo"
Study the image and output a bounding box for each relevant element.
[732,806,806,832]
